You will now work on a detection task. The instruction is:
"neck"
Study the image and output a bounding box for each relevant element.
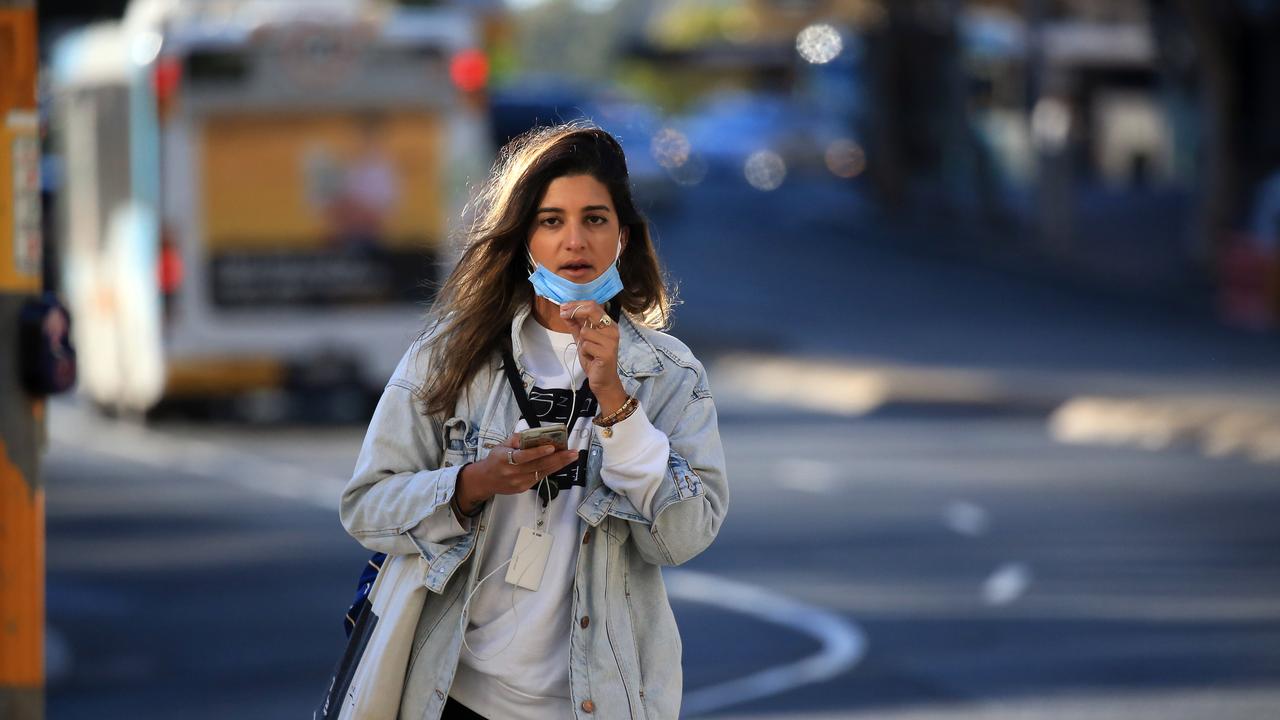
[531,296,574,333]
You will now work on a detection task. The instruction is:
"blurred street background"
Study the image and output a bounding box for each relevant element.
[21,0,1280,718]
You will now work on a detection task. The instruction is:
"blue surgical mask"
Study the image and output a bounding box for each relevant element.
[527,234,624,306]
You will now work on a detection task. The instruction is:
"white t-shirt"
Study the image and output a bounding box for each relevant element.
[444,319,670,719]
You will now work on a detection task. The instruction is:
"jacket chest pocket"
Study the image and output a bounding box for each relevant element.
[440,416,478,468]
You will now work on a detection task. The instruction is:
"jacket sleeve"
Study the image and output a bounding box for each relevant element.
[626,361,728,567]
[597,403,670,519]
[339,344,472,557]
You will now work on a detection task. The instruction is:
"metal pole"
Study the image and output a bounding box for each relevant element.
[0,1,46,718]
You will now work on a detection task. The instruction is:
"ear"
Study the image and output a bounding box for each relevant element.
[619,226,630,254]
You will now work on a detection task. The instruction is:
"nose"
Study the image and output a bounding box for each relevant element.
[564,222,587,251]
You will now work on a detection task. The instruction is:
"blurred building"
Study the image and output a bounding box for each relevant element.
[855,0,1280,327]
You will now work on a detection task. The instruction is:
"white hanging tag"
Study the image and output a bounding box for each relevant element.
[505,527,554,592]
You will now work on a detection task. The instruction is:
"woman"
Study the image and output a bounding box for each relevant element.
[340,124,728,720]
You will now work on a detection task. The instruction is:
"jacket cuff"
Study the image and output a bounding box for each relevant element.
[595,401,669,519]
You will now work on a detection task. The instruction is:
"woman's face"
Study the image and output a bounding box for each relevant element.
[528,174,627,283]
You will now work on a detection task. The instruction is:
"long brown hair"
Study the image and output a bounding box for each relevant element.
[419,122,673,417]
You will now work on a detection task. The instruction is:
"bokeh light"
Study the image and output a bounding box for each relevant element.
[1031,97,1072,152]
[943,500,989,537]
[796,23,843,65]
[650,128,692,169]
[982,562,1032,606]
[744,150,787,191]
[668,153,708,187]
[825,139,867,178]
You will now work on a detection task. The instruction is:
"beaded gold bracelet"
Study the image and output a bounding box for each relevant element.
[593,395,639,437]
[593,395,637,426]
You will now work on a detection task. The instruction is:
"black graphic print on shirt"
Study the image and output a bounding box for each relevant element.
[525,385,597,501]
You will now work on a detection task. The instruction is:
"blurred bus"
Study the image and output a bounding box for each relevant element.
[50,0,492,416]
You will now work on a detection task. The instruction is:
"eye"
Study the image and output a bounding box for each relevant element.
[586,215,608,226]
[540,216,562,227]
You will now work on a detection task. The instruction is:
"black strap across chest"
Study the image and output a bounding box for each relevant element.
[500,347,594,437]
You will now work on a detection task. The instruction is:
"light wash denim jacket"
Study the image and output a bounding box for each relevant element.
[339,303,729,720]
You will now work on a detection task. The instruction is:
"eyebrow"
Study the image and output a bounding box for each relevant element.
[536,205,613,214]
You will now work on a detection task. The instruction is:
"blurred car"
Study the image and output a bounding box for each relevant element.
[1219,169,1280,330]
[677,90,850,178]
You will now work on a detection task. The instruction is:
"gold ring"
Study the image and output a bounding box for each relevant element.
[507,450,517,465]
[598,315,613,327]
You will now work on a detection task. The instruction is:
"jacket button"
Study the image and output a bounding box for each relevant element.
[582,531,591,545]
[581,699,595,713]
[580,615,590,629]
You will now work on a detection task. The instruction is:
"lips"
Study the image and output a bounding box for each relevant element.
[559,261,595,279]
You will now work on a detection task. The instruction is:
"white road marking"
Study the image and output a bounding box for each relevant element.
[982,562,1032,606]
[943,500,989,537]
[776,458,842,493]
[665,569,868,716]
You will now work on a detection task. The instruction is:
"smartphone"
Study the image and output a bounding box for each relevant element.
[519,424,569,452]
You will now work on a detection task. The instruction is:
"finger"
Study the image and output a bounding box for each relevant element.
[501,475,542,494]
[528,450,581,476]
[578,331,616,349]
[506,443,557,466]
[578,338,615,360]
[562,302,605,329]
[559,302,595,326]
[492,446,521,472]
[569,300,603,316]
[501,434,521,449]
[505,463,568,493]
[579,325,619,346]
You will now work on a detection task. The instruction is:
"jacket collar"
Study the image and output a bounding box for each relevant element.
[508,302,663,380]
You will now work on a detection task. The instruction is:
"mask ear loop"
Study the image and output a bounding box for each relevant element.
[565,302,597,429]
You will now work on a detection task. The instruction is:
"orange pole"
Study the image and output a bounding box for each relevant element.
[0,1,46,719]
